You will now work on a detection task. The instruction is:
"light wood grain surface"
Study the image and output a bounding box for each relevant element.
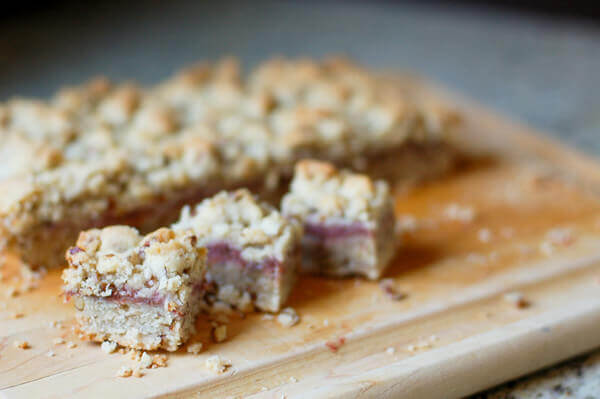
[2,80,600,399]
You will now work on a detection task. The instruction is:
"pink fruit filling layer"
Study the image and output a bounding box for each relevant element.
[206,242,282,274]
[65,281,204,312]
[304,222,372,240]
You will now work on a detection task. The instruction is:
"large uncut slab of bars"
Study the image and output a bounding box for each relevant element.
[0,58,457,269]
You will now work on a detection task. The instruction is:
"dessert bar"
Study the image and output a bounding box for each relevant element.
[62,226,206,351]
[173,189,302,312]
[282,160,396,279]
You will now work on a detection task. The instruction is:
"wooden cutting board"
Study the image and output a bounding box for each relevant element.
[2,80,600,399]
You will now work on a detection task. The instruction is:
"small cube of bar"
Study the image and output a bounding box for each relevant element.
[282,160,396,280]
[62,226,206,351]
[173,189,302,312]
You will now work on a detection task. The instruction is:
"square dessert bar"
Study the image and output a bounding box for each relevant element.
[282,160,397,280]
[173,189,302,312]
[63,226,206,351]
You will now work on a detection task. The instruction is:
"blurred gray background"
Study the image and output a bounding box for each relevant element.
[0,0,598,155]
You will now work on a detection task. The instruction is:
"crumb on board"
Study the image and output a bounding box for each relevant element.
[212,325,228,343]
[66,341,77,349]
[395,214,418,234]
[117,366,133,378]
[379,278,407,301]
[277,307,300,327]
[187,342,204,355]
[152,354,168,368]
[13,340,30,349]
[53,337,65,345]
[386,347,396,355]
[46,351,55,357]
[138,352,153,369]
[10,312,24,319]
[503,291,530,308]
[205,355,231,374]
[132,367,144,378]
[101,341,117,354]
[477,228,493,243]
[325,337,346,353]
[444,203,476,223]
[288,376,298,383]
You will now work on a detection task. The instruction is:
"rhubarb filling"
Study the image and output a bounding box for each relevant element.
[303,221,373,240]
[206,242,283,275]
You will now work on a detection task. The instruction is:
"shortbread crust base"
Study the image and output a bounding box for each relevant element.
[74,296,201,352]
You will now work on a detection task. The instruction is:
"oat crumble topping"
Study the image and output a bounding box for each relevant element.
[281,160,391,224]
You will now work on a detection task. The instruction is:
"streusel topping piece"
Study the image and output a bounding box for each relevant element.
[282,160,391,223]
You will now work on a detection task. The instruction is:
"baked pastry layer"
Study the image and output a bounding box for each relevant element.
[63,225,207,351]
[1,57,458,268]
[173,189,302,312]
[282,160,397,279]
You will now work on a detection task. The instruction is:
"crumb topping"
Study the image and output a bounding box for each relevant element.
[173,189,302,263]
[0,57,455,248]
[281,160,392,223]
[62,225,206,308]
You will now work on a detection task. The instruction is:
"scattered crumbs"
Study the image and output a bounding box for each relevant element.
[46,351,55,357]
[212,325,228,343]
[6,286,17,298]
[504,291,530,309]
[386,347,396,355]
[209,301,234,316]
[477,228,493,243]
[277,307,300,327]
[261,313,274,321]
[539,241,555,257]
[138,352,153,369]
[66,341,77,349]
[466,253,487,264]
[444,203,476,223]
[53,337,65,345]
[132,367,144,378]
[117,366,133,378]
[323,319,329,327]
[325,337,346,353]
[546,227,575,246]
[118,348,127,355]
[210,313,230,325]
[101,341,118,354]
[205,355,231,374]
[406,340,432,353]
[395,214,418,234]
[14,340,30,350]
[130,349,142,361]
[288,376,298,383]
[49,320,60,328]
[379,278,407,301]
[151,354,168,368]
[187,342,204,355]
[10,312,24,319]
[540,227,576,256]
